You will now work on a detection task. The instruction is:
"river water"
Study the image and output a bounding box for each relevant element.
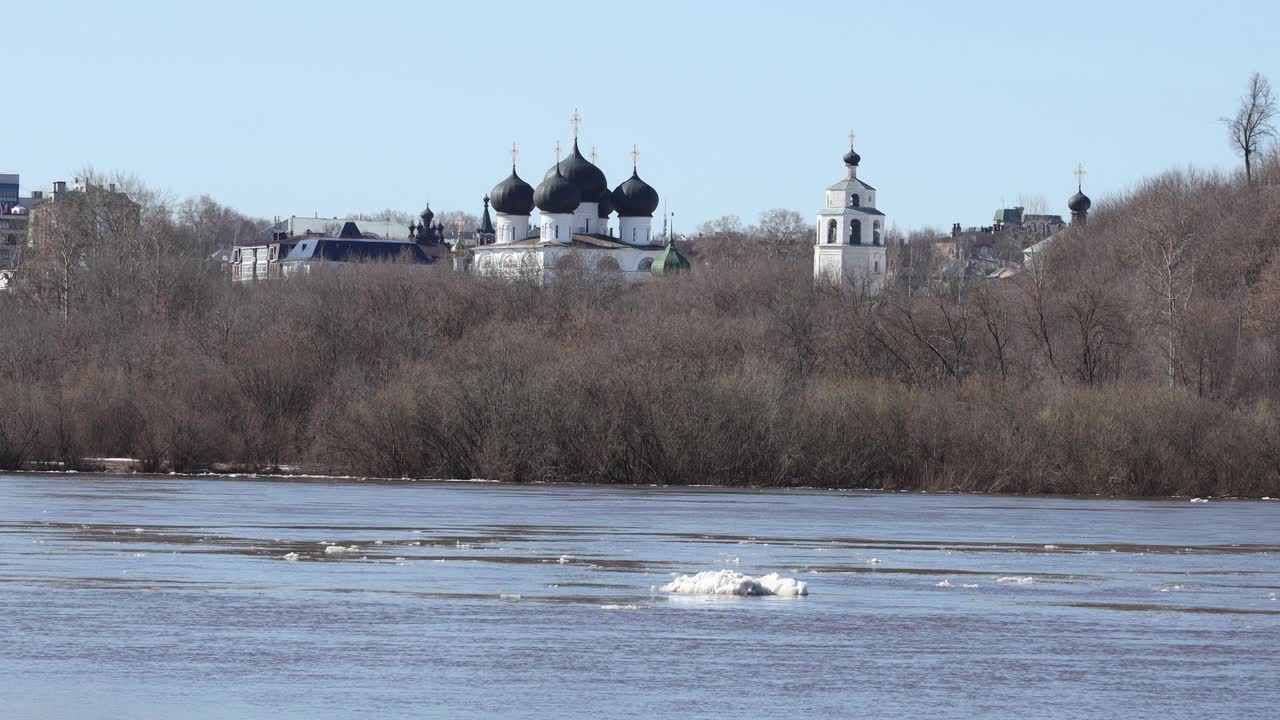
[1,474,1277,719]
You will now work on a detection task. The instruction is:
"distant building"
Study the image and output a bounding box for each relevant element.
[232,221,440,282]
[471,118,680,283]
[0,174,18,216]
[27,178,141,250]
[266,215,411,241]
[813,139,888,292]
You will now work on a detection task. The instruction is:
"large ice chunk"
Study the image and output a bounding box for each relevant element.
[657,570,809,597]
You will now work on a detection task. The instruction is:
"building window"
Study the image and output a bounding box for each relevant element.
[849,194,860,207]
[638,258,654,272]
[4,234,15,246]
[873,221,882,246]
[827,219,837,244]
[849,219,862,245]
[874,260,880,274]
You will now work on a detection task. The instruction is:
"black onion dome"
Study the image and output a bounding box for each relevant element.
[1068,190,1092,213]
[844,148,861,167]
[420,204,435,227]
[597,191,613,219]
[534,166,582,214]
[490,167,535,215]
[612,170,660,217]
[544,140,608,203]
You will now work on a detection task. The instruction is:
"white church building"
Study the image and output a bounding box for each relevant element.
[471,116,681,283]
[813,139,887,292]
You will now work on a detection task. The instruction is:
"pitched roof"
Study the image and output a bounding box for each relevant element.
[827,178,877,192]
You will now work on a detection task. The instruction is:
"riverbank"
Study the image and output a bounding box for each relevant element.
[7,464,1279,501]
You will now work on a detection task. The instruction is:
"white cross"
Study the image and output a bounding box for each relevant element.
[1075,163,1087,188]
[570,109,582,139]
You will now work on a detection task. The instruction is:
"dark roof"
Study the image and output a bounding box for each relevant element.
[1068,190,1092,213]
[337,221,363,239]
[544,139,609,203]
[844,148,861,167]
[478,197,495,234]
[818,206,885,217]
[490,168,535,215]
[284,238,435,264]
[534,166,581,214]
[612,170,660,217]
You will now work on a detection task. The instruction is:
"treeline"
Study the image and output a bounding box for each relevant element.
[3,160,1280,496]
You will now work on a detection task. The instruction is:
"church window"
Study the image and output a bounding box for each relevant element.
[597,256,622,274]
[849,219,862,245]
[638,258,654,272]
[874,260,880,274]
[849,194,860,208]
[826,219,837,244]
[873,221,882,246]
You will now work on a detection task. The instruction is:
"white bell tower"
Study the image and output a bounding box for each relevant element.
[814,133,888,292]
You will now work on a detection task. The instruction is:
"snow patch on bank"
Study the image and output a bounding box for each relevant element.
[657,570,809,597]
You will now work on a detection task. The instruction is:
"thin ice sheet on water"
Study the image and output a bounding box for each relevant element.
[657,570,809,597]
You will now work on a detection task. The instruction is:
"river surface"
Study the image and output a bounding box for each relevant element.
[1,474,1278,719]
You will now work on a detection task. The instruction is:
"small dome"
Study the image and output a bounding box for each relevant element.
[1068,190,1092,213]
[490,168,535,215]
[597,191,613,219]
[844,148,861,167]
[612,170,660,217]
[419,204,435,227]
[534,166,582,214]
[545,140,608,203]
[651,238,690,275]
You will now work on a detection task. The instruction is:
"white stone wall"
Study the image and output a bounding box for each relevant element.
[494,213,530,245]
[539,212,575,244]
[618,217,653,246]
[472,245,661,285]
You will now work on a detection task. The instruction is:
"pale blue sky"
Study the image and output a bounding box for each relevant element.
[5,0,1278,232]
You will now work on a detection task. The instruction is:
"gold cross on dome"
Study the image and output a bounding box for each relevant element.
[511,142,519,166]
[631,144,640,167]
[1075,163,1087,187]
[554,141,562,162]
[849,130,856,149]
[570,109,582,139]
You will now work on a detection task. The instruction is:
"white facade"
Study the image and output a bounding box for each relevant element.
[618,216,653,246]
[494,212,532,244]
[472,241,661,284]
[813,151,887,293]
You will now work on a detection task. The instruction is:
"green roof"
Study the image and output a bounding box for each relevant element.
[650,239,690,275]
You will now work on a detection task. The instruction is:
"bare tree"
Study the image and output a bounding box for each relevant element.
[1223,72,1277,185]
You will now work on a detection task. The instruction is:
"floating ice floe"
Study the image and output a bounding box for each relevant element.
[996,576,1036,585]
[323,545,360,555]
[1190,498,1210,503]
[1043,545,1060,550]
[499,594,522,600]
[936,580,980,589]
[556,554,574,564]
[936,580,954,588]
[657,570,809,597]
[866,558,882,565]
[281,552,301,561]
[600,604,640,611]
